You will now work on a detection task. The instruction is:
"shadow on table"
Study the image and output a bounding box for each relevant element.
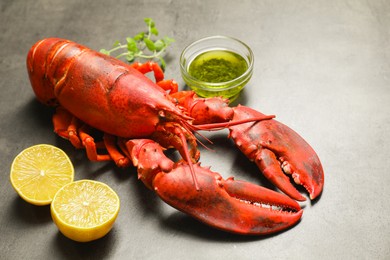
[160,211,301,242]
[9,197,52,225]
[52,227,117,259]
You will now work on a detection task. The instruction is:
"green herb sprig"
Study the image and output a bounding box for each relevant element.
[100,18,174,70]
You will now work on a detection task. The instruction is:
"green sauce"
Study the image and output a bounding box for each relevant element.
[188,50,248,83]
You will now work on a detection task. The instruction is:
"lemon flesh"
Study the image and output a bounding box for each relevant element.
[10,144,74,206]
[51,180,120,242]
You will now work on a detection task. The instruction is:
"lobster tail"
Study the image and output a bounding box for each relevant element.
[26,38,85,106]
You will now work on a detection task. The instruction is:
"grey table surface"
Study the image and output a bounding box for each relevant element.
[1,0,389,259]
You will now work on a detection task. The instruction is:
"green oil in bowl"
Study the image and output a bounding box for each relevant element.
[186,50,251,101]
[188,50,248,83]
[180,36,254,102]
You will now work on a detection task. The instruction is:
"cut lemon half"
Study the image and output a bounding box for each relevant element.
[51,180,120,242]
[10,144,74,206]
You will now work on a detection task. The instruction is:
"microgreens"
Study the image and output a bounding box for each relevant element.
[100,18,175,70]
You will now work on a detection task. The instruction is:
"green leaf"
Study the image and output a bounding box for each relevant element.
[134,32,144,41]
[113,40,121,47]
[159,56,166,71]
[126,53,135,62]
[126,37,138,52]
[163,36,175,45]
[100,49,110,55]
[144,18,155,27]
[154,39,165,51]
[151,27,159,36]
[144,38,155,51]
[99,18,174,67]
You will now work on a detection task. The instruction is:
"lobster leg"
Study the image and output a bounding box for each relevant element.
[52,106,112,162]
[156,80,178,93]
[103,134,131,167]
[130,61,178,93]
[130,61,165,82]
[126,139,302,235]
[78,125,111,162]
[53,107,83,148]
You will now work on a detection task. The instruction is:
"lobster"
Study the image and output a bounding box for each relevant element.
[26,38,324,235]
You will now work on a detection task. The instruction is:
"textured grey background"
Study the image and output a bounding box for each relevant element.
[1,0,389,259]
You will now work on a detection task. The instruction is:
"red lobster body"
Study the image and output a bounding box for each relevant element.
[26,38,324,235]
[27,38,187,138]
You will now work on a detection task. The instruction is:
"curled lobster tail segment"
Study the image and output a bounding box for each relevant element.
[229,106,324,200]
[153,163,302,235]
[27,38,72,106]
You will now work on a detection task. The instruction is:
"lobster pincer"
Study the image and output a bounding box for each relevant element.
[229,106,324,201]
[127,139,302,235]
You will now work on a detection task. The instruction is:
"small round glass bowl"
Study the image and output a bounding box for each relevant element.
[180,35,254,102]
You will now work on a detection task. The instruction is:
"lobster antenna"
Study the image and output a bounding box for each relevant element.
[192,115,276,131]
[194,132,215,151]
[181,119,215,154]
[176,130,200,191]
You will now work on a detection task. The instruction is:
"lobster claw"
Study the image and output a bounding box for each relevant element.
[126,136,303,235]
[153,162,302,235]
[170,92,324,201]
[229,106,324,201]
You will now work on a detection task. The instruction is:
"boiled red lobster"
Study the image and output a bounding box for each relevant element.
[26,38,324,235]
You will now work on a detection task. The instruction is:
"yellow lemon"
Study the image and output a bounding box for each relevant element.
[10,144,74,206]
[51,180,120,242]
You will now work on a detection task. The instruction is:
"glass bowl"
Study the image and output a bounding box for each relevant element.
[180,35,254,102]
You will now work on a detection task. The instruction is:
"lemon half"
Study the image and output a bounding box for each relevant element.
[10,144,74,206]
[51,180,120,242]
